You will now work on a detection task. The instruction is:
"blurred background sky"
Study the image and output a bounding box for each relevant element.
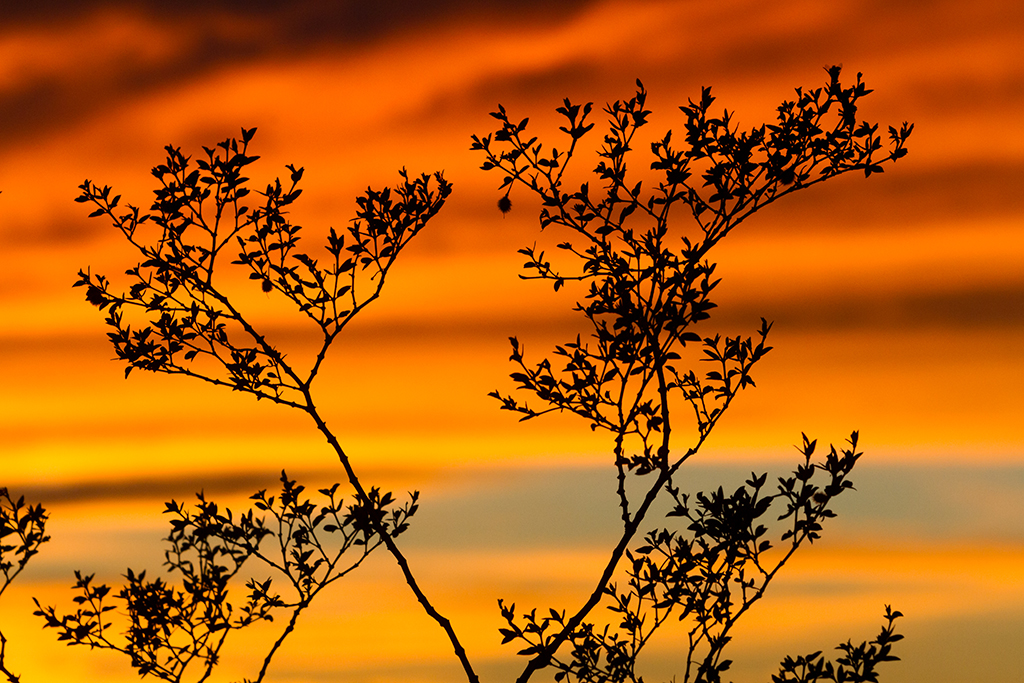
[1,1,1022,682]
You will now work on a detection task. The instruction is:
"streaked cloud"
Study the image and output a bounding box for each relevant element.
[0,4,1022,682]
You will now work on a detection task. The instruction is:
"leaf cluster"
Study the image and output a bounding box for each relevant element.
[0,489,49,599]
[473,67,910,474]
[773,606,903,683]
[0,489,50,683]
[33,473,416,683]
[498,433,865,683]
[73,128,451,408]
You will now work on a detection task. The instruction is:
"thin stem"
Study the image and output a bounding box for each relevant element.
[255,601,308,683]
[0,630,20,683]
[515,466,671,683]
[614,432,630,524]
[304,405,480,683]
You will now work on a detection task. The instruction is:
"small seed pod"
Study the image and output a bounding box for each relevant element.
[262,279,273,293]
[498,195,512,216]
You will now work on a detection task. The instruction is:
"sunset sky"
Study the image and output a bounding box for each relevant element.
[1,1,1022,682]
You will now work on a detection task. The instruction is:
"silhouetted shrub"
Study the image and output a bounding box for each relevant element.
[31,66,911,683]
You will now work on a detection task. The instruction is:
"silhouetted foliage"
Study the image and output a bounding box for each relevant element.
[55,130,478,681]
[0,488,50,683]
[30,66,912,683]
[471,65,910,682]
[34,472,415,682]
[73,128,450,402]
[771,605,903,683]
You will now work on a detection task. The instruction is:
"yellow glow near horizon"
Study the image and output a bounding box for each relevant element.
[5,542,1023,682]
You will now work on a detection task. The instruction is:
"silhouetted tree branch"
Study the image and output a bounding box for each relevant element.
[771,605,903,682]
[472,65,911,683]
[1,488,50,683]
[54,131,478,682]
[34,472,416,683]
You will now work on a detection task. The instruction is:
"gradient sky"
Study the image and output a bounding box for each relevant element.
[1,1,1022,682]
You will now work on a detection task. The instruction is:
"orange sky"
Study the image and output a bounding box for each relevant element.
[1,1,1023,682]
